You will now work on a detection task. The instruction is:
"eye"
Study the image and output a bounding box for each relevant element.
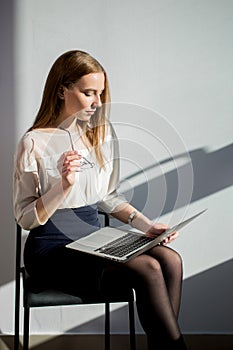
[84,91,92,97]
[83,89,104,97]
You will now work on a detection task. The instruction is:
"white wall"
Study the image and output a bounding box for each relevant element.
[1,0,232,336]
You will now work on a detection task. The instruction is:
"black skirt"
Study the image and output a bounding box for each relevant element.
[23,206,129,297]
[24,205,101,257]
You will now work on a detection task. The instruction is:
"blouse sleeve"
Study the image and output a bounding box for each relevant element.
[13,133,42,230]
[97,125,128,214]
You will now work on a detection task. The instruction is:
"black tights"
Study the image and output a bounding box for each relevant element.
[122,245,187,349]
[26,243,187,349]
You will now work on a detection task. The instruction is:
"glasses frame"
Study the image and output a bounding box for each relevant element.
[59,127,95,171]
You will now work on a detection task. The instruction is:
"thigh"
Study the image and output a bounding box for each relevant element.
[28,246,129,297]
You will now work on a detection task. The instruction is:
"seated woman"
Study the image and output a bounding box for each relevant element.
[13,50,188,350]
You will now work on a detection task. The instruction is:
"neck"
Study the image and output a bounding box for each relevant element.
[52,114,76,129]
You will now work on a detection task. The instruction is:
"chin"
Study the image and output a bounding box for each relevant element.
[75,113,92,122]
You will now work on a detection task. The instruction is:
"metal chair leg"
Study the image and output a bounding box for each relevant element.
[14,273,20,350]
[105,302,110,350]
[128,300,136,350]
[23,307,30,350]
[14,224,22,350]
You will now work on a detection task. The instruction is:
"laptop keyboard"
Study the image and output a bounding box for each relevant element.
[95,232,154,258]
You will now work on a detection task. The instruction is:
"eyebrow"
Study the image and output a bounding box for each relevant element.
[82,88,105,93]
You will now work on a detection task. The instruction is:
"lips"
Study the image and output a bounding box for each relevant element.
[86,110,96,115]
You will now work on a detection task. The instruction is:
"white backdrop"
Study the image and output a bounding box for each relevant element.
[0,0,232,336]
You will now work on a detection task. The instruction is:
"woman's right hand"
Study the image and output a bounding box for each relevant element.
[61,150,82,188]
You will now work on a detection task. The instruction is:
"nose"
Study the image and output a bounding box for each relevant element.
[92,94,102,108]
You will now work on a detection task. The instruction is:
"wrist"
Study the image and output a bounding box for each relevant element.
[128,211,138,225]
[130,212,153,232]
[62,178,73,191]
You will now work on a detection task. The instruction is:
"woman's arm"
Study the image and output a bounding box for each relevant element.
[13,134,81,229]
[111,202,179,244]
[110,202,153,232]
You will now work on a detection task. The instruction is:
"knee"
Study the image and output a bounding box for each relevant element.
[165,248,183,274]
[127,255,162,277]
[171,249,183,267]
[141,256,162,277]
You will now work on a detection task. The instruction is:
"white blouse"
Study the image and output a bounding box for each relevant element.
[13,120,127,230]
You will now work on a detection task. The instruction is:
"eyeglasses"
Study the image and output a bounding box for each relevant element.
[59,127,95,171]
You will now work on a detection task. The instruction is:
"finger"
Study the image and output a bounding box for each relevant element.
[67,160,81,167]
[163,231,179,244]
[63,158,82,170]
[64,155,82,163]
[161,238,169,245]
[169,231,179,239]
[64,150,79,156]
[63,166,80,174]
[63,150,81,159]
[62,161,80,173]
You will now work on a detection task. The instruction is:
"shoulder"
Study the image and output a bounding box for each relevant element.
[16,131,36,154]
[17,128,60,150]
[15,128,51,160]
[14,132,38,172]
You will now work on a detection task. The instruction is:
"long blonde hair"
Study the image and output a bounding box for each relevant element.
[30,50,111,168]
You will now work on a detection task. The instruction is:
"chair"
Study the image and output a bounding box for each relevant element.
[14,211,136,350]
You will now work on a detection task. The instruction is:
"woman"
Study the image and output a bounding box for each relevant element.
[13,50,188,349]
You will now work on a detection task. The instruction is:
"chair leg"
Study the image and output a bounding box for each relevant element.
[23,307,30,350]
[105,302,110,350]
[128,300,136,350]
[14,226,22,350]
[14,285,20,350]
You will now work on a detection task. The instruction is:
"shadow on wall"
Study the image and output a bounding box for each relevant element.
[179,258,233,333]
[121,143,233,219]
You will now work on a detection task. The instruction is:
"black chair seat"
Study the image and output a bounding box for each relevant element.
[24,273,134,307]
[24,287,83,308]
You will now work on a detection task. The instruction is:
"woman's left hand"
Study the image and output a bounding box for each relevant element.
[145,223,179,245]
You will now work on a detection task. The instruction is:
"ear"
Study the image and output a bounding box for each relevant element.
[58,85,65,99]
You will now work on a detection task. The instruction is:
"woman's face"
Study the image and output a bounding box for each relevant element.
[61,72,105,122]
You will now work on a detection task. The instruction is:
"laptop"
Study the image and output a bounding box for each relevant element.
[66,209,207,263]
